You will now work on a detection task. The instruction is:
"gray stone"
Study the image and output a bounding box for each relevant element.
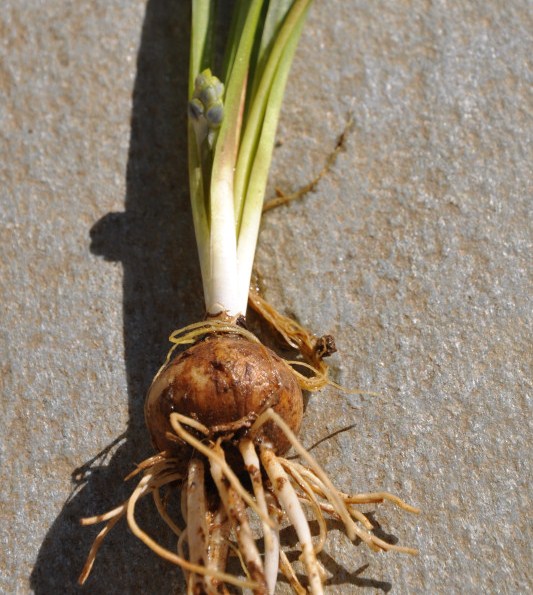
[1,1,531,593]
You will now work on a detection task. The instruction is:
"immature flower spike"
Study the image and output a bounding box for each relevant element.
[189,68,224,148]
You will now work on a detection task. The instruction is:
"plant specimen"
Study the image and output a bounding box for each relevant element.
[79,2,418,593]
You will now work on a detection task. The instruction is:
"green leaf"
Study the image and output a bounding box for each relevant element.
[187,0,314,315]
[189,0,216,96]
[233,0,313,231]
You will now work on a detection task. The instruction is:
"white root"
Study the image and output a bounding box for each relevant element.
[280,459,374,529]
[210,453,268,593]
[260,446,324,595]
[186,459,208,594]
[284,458,419,512]
[170,412,274,529]
[80,457,256,589]
[250,409,358,540]
[281,459,328,554]
[205,503,231,595]
[126,470,259,588]
[239,439,280,595]
[251,408,419,556]
[281,459,419,553]
[80,400,419,592]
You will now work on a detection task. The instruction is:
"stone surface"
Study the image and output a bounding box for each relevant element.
[1,1,531,593]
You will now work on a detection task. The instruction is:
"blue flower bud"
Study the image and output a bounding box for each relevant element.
[188,98,204,120]
[206,104,224,127]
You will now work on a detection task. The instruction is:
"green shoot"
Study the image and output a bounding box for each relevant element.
[188,0,313,317]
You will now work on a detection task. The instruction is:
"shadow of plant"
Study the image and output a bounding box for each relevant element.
[31,2,201,592]
[278,519,395,592]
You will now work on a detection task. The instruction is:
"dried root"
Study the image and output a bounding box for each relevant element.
[262,118,354,214]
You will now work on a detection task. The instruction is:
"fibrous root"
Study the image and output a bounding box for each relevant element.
[79,408,419,594]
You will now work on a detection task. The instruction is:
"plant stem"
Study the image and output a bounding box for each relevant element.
[188,0,313,317]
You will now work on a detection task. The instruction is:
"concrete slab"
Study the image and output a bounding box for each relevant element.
[1,1,531,593]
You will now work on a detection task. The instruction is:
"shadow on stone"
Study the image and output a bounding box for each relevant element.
[30,2,201,592]
[278,519,395,592]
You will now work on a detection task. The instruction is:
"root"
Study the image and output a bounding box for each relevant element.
[283,460,328,554]
[186,459,208,593]
[262,117,354,213]
[204,503,231,594]
[78,453,258,591]
[250,408,419,555]
[78,513,123,584]
[240,439,280,595]
[285,459,419,513]
[124,473,258,589]
[250,409,358,539]
[211,451,268,593]
[169,413,274,529]
[80,409,418,593]
[281,459,374,530]
[261,446,325,595]
[248,268,385,405]
[279,548,307,595]
[153,319,263,386]
[159,308,336,396]
[248,288,333,391]
[249,288,379,398]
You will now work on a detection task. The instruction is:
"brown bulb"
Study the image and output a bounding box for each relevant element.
[145,334,303,464]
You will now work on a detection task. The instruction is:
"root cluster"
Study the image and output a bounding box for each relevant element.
[79,304,419,593]
[79,406,418,594]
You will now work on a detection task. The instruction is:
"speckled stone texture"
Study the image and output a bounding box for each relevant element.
[1,1,531,593]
